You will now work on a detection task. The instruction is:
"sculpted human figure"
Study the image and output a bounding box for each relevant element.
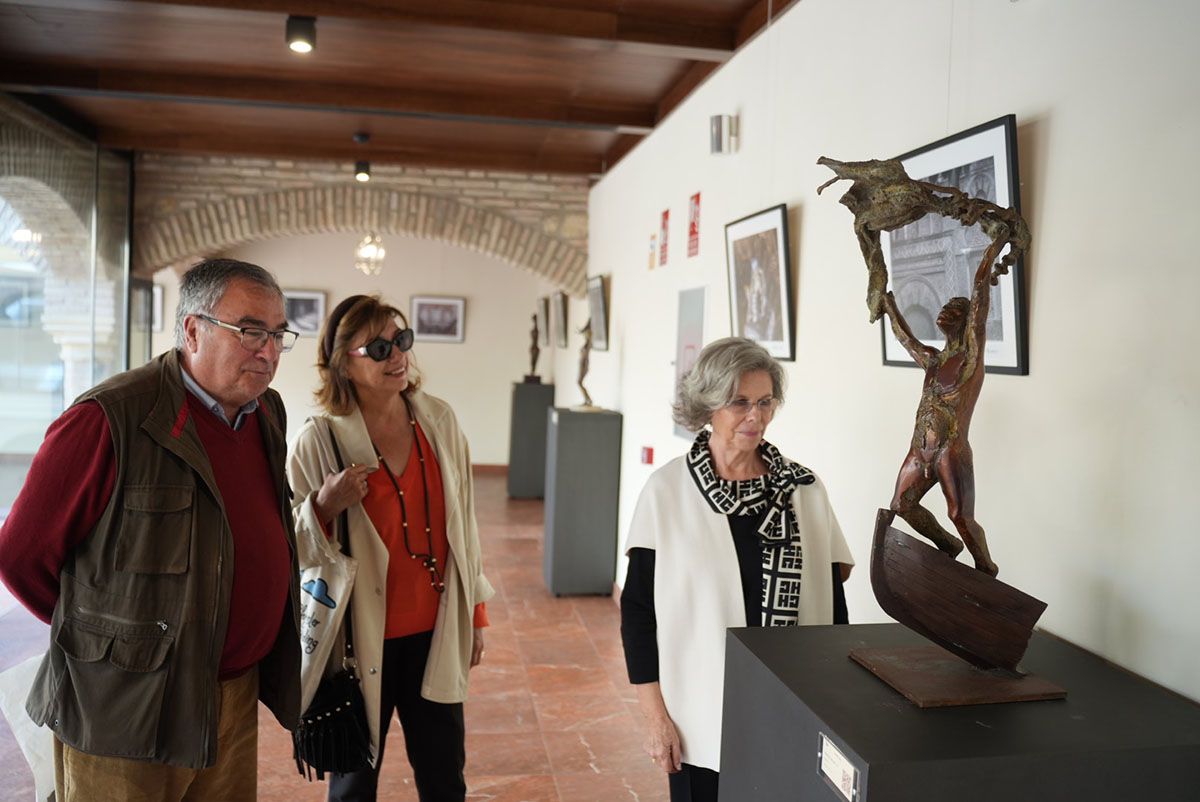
[577,318,593,407]
[529,313,540,378]
[818,157,1030,577]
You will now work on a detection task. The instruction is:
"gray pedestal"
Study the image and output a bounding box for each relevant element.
[543,407,622,595]
[507,381,555,498]
[720,623,1200,802]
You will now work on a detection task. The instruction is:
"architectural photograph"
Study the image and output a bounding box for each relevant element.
[0,1,1198,801]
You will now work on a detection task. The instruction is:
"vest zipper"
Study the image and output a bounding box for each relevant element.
[204,524,226,766]
[76,606,169,632]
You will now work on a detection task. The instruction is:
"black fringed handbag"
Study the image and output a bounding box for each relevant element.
[293,425,373,780]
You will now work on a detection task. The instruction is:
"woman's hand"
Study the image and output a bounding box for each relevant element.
[635,682,682,774]
[643,712,683,774]
[470,628,485,668]
[313,463,375,526]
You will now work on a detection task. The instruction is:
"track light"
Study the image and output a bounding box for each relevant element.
[286,15,316,54]
[354,161,371,183]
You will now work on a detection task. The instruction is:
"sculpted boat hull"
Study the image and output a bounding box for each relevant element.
[869,509,1046,673]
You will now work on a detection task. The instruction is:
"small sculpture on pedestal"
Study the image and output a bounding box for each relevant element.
[577,318,594,408]
[525,313,541,383]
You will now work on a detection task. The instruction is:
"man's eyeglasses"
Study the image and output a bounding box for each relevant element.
[725,397,779,416]
[351,329,415,362]
[198,315,299,352]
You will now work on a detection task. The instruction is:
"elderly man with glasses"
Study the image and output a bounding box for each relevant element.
[0,258,303,802]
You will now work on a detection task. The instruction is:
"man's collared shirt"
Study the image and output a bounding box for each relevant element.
[180,361,258,430]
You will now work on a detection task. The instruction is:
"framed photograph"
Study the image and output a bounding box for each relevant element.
[586,275,609,352]
[674,287,706,439]
[724,203,794,361]
[283,290,325,337]
[411,295,466,343]
[551,291,568,348]
[536,296,550,346]
[881,114,1027,374]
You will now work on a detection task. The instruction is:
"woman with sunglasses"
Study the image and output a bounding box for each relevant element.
[620,337,854,802]
[288,295,494,802]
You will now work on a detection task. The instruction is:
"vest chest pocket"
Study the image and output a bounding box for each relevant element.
[116,485,193,574]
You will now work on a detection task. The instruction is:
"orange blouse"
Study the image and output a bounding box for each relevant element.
[362,420,488,639]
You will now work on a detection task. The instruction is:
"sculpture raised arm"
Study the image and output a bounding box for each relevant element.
[818,155,1031,578]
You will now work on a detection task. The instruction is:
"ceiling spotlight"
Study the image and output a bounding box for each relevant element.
[354,161,371,183]
[286,15,316,54]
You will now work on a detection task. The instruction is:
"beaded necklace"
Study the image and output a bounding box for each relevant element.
[373,397,445,593]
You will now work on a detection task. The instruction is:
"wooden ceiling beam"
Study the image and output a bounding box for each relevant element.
[5,0,737,62]
[96,128,605,174]
[655,61,720,123]
[734,0,799,48]
[0,62,657,133]
[601,133,643,173]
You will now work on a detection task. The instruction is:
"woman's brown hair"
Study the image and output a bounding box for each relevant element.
[314,294,421,415]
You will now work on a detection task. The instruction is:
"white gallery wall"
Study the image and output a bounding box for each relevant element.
[155,232,555,463]
[553,0,1200,701]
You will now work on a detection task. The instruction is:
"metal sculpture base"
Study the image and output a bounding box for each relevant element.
[869,509,1047,672]
[849,644,1066,708]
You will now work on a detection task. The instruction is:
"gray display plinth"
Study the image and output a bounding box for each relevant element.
[720,623,1200,802]
[543,407,622,595]
[506,381,555,498]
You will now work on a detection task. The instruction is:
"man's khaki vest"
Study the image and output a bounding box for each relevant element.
[24,350,301,769]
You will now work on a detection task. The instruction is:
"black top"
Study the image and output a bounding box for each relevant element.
[620,514,849,684]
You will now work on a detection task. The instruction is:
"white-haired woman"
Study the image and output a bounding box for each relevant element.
[620,337,854,802]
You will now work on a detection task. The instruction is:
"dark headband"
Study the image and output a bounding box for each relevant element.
[322,294,370,364]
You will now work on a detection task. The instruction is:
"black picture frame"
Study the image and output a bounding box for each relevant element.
[881,114,1028,375]
[724,203,794,361]
[587,275,609,352]
[283,289,326,338]
[536,296,550,346]
[411,295,466,343]
[551,291,568,348]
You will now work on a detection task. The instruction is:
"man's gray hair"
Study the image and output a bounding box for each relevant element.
[174,258,283,348]
[672,337,786,431]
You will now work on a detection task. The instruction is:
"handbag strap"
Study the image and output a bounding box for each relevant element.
[324,420,357,667]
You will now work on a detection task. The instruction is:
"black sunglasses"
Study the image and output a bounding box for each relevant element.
[352,328,415,361]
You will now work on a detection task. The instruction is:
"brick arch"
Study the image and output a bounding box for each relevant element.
[0,98,97,228]
[135,186,588,295]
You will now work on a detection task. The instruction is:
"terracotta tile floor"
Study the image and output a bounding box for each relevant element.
[0,470,668,801]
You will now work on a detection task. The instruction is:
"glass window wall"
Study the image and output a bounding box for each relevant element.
[0,95,132,518]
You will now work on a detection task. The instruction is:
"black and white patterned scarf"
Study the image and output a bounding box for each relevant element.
[687,429,815,626]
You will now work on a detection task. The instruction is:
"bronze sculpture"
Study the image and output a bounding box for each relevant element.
[577,318,593,407]
[818,156,1030,577]
[527,313,541,382]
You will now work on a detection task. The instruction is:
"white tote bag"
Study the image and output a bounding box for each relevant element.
[0,654,54,802]
[298,526,357,712]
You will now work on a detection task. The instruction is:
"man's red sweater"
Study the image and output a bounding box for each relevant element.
[0,396,291,678]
